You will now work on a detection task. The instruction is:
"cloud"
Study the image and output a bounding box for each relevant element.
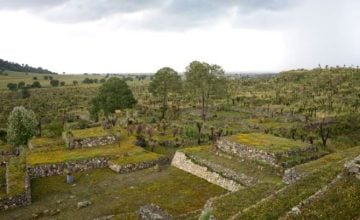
[0,0,297,29]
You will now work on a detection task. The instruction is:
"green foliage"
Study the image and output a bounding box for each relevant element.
[7,106,37,147]
[149,67,182,119]
[185,61,226,120]
[91,77,137,117]
[50,79,59,87]
[31,81,42,88]
[42,120,64,138]
[7,82,17,91]
[7,151,27,196]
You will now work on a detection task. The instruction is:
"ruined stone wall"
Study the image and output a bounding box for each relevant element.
[0,165,31,211]
[72,136,117,148]
[108,157,169,174]
[171,151,241,192]
[27,157,109,178]
[216,139,278,166]
[216,139,317,167]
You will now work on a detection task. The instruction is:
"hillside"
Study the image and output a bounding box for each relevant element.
[0,58,56,75]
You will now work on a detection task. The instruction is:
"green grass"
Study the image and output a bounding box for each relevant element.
[71,127,110,139]
[235,146,360,219]
[286,176,360,220]
[109,151,164,166]
[7,152,27,197]
[0,141,12,153]
[27,136,142,165]
[1,167,226,219]
[212,182,284,219]
[181,146,283,184]
[0,165,6,198]
[28,137,65,152]
[227,133,309,153]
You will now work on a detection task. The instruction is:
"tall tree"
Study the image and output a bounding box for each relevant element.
[7,106,37,148]
[185,61,225,120]
[90,77,137,120]
[149,67,182,119]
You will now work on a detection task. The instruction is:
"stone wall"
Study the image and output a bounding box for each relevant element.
[71,136,117,148]
[216,138,317,167]
[282,167,302,184]
[186,154,255,187]
[0,165,31,211]
[28,157,109,178]
[216,139,278,166]
[171,151,242,192]
[344,155,360,178]
[108,157,169,174]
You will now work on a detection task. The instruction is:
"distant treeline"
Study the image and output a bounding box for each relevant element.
[0,58,56,74]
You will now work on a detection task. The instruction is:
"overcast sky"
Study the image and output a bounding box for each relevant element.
[0,0,359,73]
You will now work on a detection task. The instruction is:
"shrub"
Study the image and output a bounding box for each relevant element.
[7,83,17,91]
[31,81,42,88]
[42,121,64,138]
[50,79,60,87]
[73,80,79,85]
[17,81,25,89]
[33,76,37,80]
[20,88,31,99]
[7,106,37,147]
[60,81,66,86]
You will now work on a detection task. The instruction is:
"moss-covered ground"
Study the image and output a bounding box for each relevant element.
[71,126,110,139]
[227,133,309,153]
[0,166,226,220]
[109,151,164,166]
[0,166,6,198]
[181,146,283,184]
[234,146,360,220]
[26,136,140,165]
[285,175,360,220]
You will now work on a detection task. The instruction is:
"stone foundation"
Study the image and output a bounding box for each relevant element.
[216,138,317,167]
[28,157,109,178]
[108,157,170,174]
[71,136,117,148]
[171,151,242,192]
[0,165,31,211]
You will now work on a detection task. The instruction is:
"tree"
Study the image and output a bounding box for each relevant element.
[31,81,42,88]
[90,77,137,119]
[7,106,37,148]
[50,79,60,87]
[20,87,31,99]
[185,61,225,120]
[7,83,17,91]
[149,67,182,119]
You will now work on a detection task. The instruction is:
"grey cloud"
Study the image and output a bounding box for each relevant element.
[0,0,297,29]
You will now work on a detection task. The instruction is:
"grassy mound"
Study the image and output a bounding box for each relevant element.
[227,133,309,153]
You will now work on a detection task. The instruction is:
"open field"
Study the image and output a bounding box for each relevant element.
[0,167,226,219]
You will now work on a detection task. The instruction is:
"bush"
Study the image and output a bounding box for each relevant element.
[17,81,25,89]
[0,128,7,142]
[50,79,60,87]
[33,76,37,80]
[20,88,31,99]
[42,121,64,138]
[60,81,66,86]
[31,81,42,88]
[7,83,17,91]
[73,80,78,85]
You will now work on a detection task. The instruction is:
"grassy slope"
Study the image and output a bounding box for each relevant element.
[0,167,226,220]
[286,176,360,220]
[227,133,309,153]
[235,146,360,220]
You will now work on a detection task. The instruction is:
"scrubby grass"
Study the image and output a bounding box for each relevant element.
[7,152,27,197]
[0,141,12,153]
[110,151,164,166]
[71,127,110,139]
[212,182,284,219]
[235,147,360,219]
[286,176,360,220]
[228,133,309,153]
[0,165,6,198]
[27,136,141,165]
[28,137,65,152]
[1,167,226,220]
[182,146,283,184]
